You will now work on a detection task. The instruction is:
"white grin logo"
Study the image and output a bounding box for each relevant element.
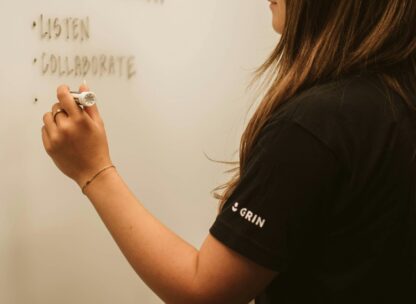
[230,202,266,228]
[232,202,239,212]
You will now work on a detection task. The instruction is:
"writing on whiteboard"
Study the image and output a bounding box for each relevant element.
[40,53,136,79]
[32,14,136,80]
[35,15,90,41]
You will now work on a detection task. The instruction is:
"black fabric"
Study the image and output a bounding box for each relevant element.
[209,73,416,304]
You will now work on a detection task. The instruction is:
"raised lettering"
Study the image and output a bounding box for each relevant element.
[99,55,107,76]
[50,55,57,74]
[72,18,79,40]
[64,56,74,76]
[245,211,253,222]
[108,56,115,75]
[82,56,90,76]
[40,14,47,39]
[91,56,98,75]
[47,18,52,39]
[41,52,49,75]
[80,17,90,41]
[57,56,65,76]
[127,56,136,79]
[256,217,266,228]
[53,18,62,38]
[65,18,71,39]
[74,56,82,76]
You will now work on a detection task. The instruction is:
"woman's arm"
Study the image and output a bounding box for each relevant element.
[82,167,276,304]
[42,85,277,304]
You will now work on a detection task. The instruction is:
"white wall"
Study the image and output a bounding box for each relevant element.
[0,0,278,303]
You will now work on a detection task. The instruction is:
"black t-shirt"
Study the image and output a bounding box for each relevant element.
[209,73,416,304]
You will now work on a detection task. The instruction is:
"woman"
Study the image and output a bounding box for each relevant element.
[41,0,416,303]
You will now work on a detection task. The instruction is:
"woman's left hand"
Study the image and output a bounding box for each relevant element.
[41,84,112,188]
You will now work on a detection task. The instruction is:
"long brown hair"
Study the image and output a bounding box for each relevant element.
[214,0,416,211]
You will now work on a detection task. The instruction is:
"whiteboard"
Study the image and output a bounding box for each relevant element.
[0,1,277,303]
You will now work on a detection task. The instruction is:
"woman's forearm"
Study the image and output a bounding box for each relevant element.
[82,168,200,303]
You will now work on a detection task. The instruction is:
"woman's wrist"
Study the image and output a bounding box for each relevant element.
[81,165,116,194]
[75,164,117,194]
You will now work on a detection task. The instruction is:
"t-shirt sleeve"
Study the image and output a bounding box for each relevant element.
[209,118,341,272]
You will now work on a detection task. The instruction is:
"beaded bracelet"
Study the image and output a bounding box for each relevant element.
[81,165,116,195]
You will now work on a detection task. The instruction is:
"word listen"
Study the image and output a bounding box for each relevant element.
[36,14,89,41]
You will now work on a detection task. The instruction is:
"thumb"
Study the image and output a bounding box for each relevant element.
[79,82,101,123]
[79,81,89,93]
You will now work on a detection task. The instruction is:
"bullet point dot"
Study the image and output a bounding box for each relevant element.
[32,21,36,28]
[33,58,37,63]
[34,98,38,103]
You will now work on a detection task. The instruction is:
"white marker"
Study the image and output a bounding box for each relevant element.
[70,91,97,107]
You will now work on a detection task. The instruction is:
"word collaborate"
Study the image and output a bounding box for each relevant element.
[34,15,136,79]
[40,53,136,79]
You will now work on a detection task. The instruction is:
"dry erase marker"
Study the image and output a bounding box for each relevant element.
[70,91,97,107]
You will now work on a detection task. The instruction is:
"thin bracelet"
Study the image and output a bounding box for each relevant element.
[81,165,116,195]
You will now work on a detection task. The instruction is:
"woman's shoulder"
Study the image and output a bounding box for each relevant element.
[265,73,406,169]
[274,72,398,124]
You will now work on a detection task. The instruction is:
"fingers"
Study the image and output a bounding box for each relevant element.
[43,111,58,134]
[57,84,97,125]
[52,102,68,127]
[55,83,103,125]
[42,111,58,144]
[84,103,101,123]
[79,83,89,92]
[78,83,102,124]
[41,126,51,153]
[57,85,83,118]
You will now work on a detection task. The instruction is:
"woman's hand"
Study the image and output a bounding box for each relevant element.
[41,84,112,188]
